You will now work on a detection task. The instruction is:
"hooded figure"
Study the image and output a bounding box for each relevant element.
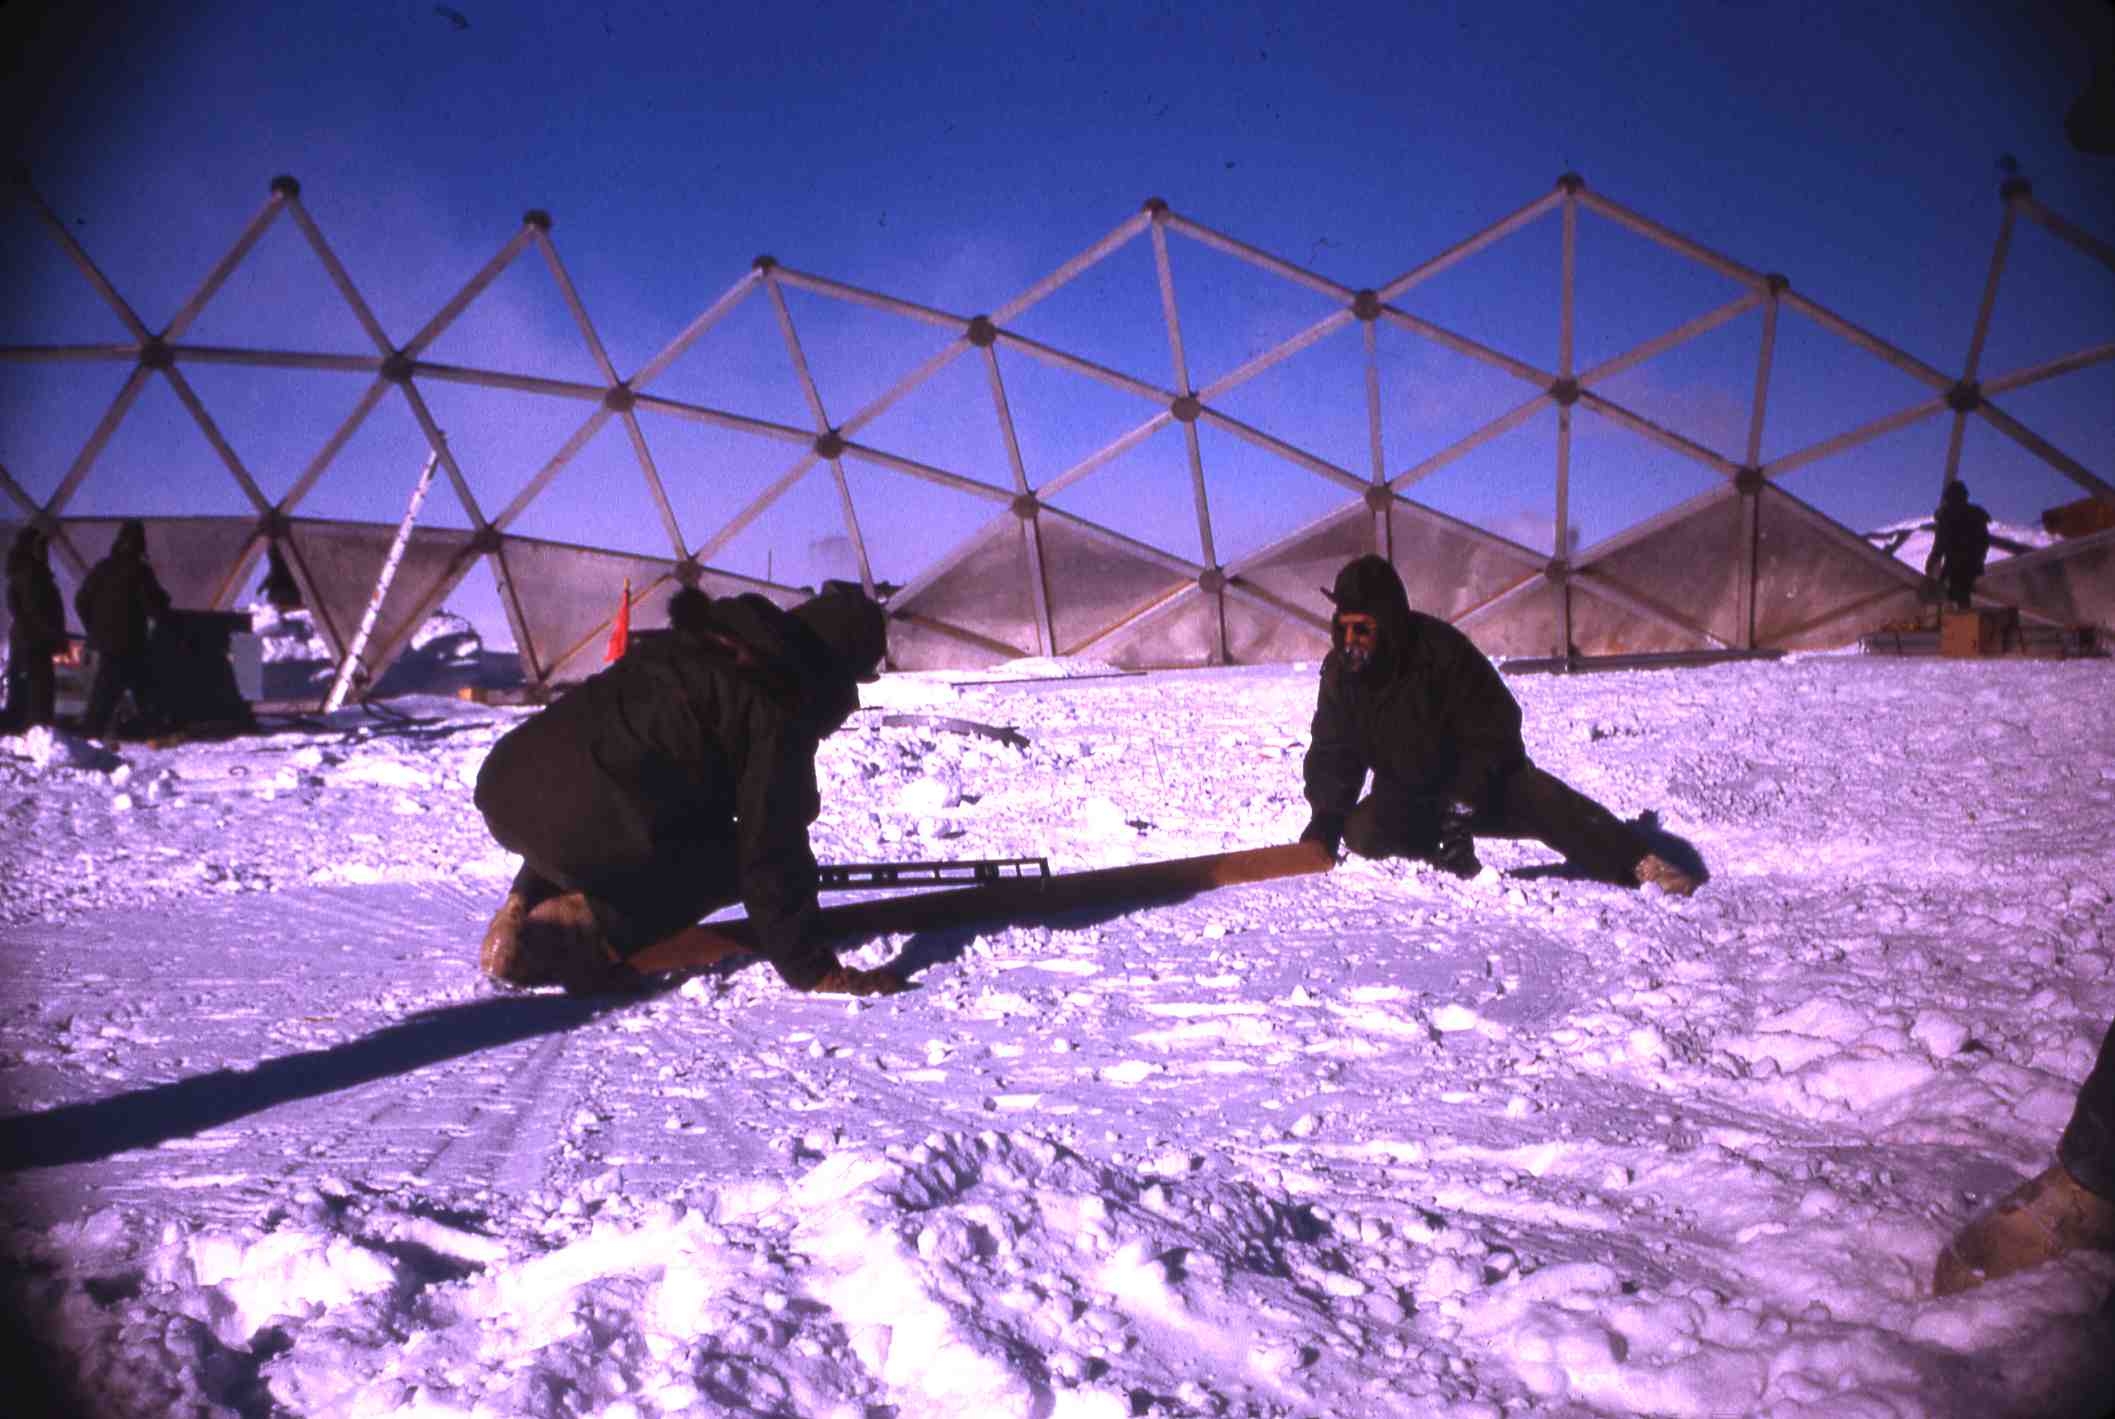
[5,526,67,729]
[1924,480,1992,611]
[74,520,172,736]
[474,580,903,995]
[1301,554,1696,894]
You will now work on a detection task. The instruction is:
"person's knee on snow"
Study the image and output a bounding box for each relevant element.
[473,580,905,994]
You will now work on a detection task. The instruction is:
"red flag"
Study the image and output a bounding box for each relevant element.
[604,578,631,662]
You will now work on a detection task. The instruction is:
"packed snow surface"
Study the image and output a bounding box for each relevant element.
[3,653,2113,1418]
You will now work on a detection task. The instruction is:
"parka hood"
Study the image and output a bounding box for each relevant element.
[667,587,865,735]
[1322,554,1415,675]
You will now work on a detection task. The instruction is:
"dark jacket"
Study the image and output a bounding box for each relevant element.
[1925,485,1992,583]
[6,529,66,657]
[1304,555,1526,824]
[75,525,171,658]
[475,592,863,987]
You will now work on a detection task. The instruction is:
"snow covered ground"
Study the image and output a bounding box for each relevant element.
[3,647,2113,1418]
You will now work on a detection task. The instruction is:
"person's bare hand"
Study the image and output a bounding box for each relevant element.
[807,965,914,996]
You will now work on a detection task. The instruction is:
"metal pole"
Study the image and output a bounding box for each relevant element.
[324,449,440,712]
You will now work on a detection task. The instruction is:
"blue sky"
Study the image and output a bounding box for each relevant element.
[5,1,2111,630]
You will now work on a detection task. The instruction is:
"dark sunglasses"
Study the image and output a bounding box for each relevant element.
[1336,614,1379,641]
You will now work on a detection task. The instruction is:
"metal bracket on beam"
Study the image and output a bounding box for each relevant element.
[815,430,847,460]
[1352,289,1382,322]
[603,384,636,413]
[1544,559,1570,585]
[1198,567,1226,595]
[381,351,416,384]
[522,209,553,231]
[1548,377,1580,407]
[1011,493,1040,520]
[1363,483,1393,513]
[1945,381,1983,414]
[1734,466,1766,496]
[967,314,999,348]
[270,175,301,199]
[138,337,175,370]
[1171,394,1202,423]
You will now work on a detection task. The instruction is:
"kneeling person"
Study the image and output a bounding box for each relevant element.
[474,581,907,995]
[1300,555,1696,895]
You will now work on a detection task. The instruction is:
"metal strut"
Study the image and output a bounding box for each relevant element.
[324,449,439,713]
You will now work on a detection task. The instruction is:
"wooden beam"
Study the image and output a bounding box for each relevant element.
[627,842,1335,974]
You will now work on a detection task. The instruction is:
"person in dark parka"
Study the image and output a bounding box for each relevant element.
[474,580,904,996]
[5,526,67,730]
[1300,554,1696,894]
[1935,1014,2115,1293]
[74,519,172,737]
[1923,479,1992,611]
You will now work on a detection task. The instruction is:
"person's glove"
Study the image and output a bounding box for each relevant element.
[806,964,915,996]
[1431,803,1482,880]
[1299,812,1344,857]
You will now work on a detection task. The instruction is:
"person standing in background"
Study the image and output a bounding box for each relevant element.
[5,526,66,731]
[74,520,171,738]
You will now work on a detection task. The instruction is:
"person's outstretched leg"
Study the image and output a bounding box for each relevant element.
[1490,763,1697,894]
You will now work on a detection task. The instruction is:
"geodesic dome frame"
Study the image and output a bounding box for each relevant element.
[4,172,2110,696]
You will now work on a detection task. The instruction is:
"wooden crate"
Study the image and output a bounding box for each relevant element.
[1939,607,2017,657]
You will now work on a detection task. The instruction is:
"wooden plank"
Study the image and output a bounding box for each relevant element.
[627,841,1334,974]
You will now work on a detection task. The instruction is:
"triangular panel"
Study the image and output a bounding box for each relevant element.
[499,538,685,684]
[1233,499,1378,622]
[890,519,1037,671]
[52,516,258,617]
[1979,531,2115,632]
[1578,490,1748,649]
[1224,587,1329,664]
[1387,501,1545,625]
[283,519,477,672]
[1037,513,1193,658]
[1080,586,1220,670]
[1751,486,1923,648]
